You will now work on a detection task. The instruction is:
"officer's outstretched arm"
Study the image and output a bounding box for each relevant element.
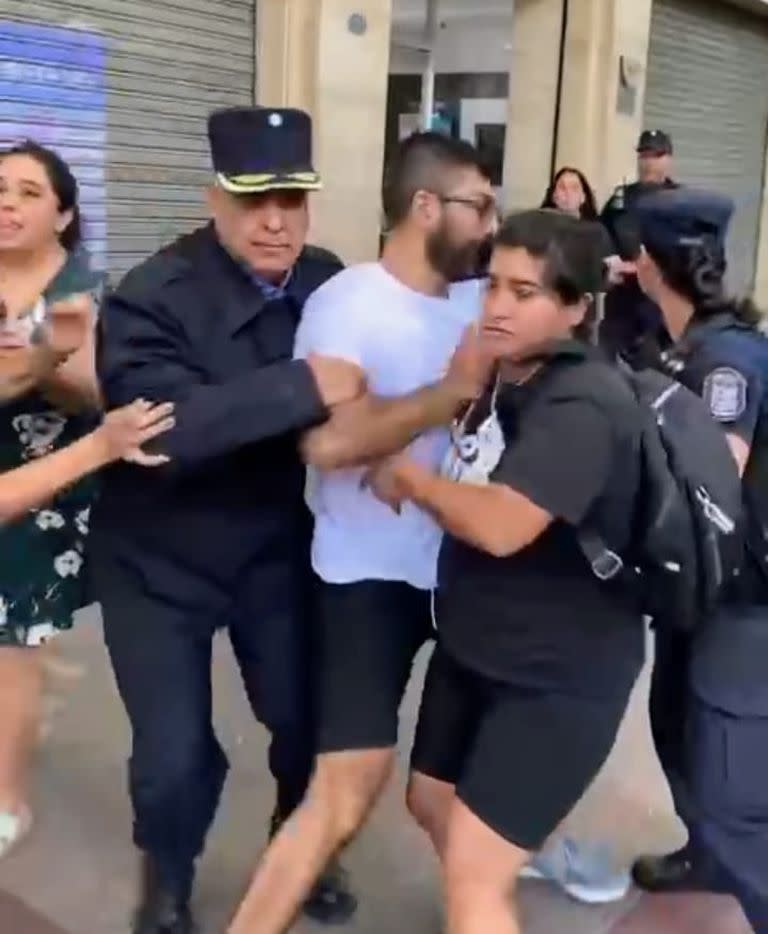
[98,288,327,471]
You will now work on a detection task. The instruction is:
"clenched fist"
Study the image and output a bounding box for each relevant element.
[444,323,494,401]
[307,353,366,408]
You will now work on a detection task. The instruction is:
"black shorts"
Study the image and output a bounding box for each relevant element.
[314,579,433,753]
[411,645,631,851]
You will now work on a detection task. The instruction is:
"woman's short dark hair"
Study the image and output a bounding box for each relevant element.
[0,140,82,251]
[494,209,606,341]
[541,166,599,221]
[645,236,763,328]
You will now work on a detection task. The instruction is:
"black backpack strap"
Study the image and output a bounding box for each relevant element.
[577,527,625,581]
[741,484,768,591]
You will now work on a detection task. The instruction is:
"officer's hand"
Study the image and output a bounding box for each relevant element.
[307,354,366,408]
[94,399,176,467]
[444,323,493,402]
[604,255,636,286]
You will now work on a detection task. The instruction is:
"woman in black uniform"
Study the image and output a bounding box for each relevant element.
[368,210,646,934]
[630,188,768,934]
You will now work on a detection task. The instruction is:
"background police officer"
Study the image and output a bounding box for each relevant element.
[630,187,768,934]
[89,108,362,934]
[599,130,680,368]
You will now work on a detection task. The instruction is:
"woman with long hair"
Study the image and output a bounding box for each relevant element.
[367,210,645,934]
[630,188,768,934]
[0,139,105,855]
[541,166,599,221]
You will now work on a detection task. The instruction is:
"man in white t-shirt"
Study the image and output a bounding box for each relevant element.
[230,133,496,933]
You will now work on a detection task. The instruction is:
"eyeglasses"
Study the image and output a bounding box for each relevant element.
[438,194,497,222]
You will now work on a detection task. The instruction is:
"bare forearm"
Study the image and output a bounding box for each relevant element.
[399,464,550,558]
[0,433,108,523]
[0,372,37,403]
[40,342,101,413]
[301,381,465,469]
[0,345,65,403]
[40,369,101,413]
[400,466,507,554]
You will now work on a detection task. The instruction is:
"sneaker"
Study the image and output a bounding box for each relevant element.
[303,857,358,926]
[519,837,632,905]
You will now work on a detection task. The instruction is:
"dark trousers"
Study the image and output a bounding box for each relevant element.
[649,626,693,823]
[650,610,768,934]
[92,552,314,901]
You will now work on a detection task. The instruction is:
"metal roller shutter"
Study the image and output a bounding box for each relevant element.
[644,0,768,294]
[0,0,255,278]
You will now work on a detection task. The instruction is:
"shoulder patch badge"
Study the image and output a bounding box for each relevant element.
[702,367,748,422]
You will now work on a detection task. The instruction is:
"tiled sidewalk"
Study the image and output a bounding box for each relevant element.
[0,613,753,933]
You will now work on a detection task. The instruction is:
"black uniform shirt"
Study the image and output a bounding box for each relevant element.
[599,179,679,368]
[672,321,765,447]
[436,346,645,699]
[670,316,768,606]
[671,317,768,709]
[91,225,342,607]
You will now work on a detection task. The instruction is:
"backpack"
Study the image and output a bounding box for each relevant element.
[578,364,745,632]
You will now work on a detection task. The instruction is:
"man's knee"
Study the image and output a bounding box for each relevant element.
[309,749,395,845]
[130,720,227,809]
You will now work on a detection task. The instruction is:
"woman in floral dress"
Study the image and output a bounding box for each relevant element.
[0,140,107,856]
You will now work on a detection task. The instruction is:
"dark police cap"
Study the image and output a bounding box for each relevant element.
[637,129,673,155]
[208,106,321,195]
[635,187,734,251]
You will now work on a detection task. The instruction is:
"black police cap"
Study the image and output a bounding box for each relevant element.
[208,106,321,195]
[635,187,734,251]
[637,129,673,155]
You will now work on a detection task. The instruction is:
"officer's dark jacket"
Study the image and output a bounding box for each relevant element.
[599,179,679,369]
[600,178,679,257]
[669,313,768,599]
[91,224,342,598]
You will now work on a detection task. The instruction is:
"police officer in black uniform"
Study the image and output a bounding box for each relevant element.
[599,130,679,368]
[89,108,362,934]
[629,187,768,934]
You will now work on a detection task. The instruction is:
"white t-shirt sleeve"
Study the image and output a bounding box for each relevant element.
[294,280,366,366]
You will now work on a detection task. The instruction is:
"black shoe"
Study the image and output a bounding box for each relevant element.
[132,856,196,934]
[269,807,358,926]
[303,858,358,926]
[631,846,710,893]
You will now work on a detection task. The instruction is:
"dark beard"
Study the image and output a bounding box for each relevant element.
[426,226,482,281]
[472,234,494,278]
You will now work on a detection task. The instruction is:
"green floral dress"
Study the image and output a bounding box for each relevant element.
[0,253,103,647]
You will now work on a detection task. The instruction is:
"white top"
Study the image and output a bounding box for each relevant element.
[294,263,484,590]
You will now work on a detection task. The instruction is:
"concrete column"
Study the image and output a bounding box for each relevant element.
[502,0,563,212]
[555,0,653,205]
[755,160,768,307]
[256,0,392,263]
